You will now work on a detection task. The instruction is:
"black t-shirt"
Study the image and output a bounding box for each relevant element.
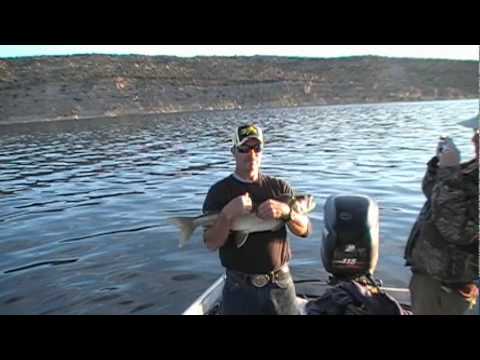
[202,173,294,274]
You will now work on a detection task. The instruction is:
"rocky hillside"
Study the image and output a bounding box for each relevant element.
[0,54,477,124]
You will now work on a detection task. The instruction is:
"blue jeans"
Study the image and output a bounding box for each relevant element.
[221,271,299,315]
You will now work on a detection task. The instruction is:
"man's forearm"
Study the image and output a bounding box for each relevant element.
[422,157,439,198]
[286,211,311,237]
[204,212,232,251]
[430,166,476,246]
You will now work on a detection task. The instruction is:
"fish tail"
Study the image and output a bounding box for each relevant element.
[168,217,197,247]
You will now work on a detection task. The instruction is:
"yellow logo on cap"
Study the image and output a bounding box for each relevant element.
[241,126,258,136]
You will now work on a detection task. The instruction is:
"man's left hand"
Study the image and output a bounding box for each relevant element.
[257,199,290,220]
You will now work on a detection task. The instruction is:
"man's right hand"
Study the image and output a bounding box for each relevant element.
[204,193,252,252]
[221,193,253,222]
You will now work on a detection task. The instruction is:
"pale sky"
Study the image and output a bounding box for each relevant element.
[0,45,478,60]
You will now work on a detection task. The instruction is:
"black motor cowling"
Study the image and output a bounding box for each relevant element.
[321,194,379,278]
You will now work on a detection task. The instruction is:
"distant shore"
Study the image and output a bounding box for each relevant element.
[1,54,477,125]
[1,97,477,126]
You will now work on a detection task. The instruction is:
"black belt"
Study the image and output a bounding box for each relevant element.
[226,264,290,288]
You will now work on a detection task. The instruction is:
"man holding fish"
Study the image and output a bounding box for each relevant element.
[202,124,313,314]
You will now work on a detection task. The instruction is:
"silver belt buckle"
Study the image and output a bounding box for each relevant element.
[251,274,270,287]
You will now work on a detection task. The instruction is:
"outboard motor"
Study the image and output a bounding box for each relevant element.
[321,194,379,280]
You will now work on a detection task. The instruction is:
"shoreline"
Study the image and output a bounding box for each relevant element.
[1,97,476,127]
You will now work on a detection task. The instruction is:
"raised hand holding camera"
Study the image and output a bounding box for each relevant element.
[437,136,461,167]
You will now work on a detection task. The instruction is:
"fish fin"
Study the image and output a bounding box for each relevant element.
[234,231,250,248]
[168,217,198,248]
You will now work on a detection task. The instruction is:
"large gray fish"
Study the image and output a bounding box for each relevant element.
[169,194,316,248]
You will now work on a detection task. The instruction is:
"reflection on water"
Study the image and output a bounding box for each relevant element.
[0,99,477,314]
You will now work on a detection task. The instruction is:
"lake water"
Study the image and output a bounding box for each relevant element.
[0,99,477,314]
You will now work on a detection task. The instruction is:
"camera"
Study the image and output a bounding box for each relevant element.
[437,136,449,154]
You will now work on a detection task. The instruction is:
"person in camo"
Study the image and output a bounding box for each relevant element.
[404,113,479,315]
[202,124,312,315]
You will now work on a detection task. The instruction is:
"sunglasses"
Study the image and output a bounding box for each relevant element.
[236,143,263,154]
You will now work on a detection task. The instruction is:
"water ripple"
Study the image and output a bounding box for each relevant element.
[4,258,78,274]
[59,225,162,243]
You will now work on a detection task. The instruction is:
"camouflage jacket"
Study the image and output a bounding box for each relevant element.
[404,156,479,284]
